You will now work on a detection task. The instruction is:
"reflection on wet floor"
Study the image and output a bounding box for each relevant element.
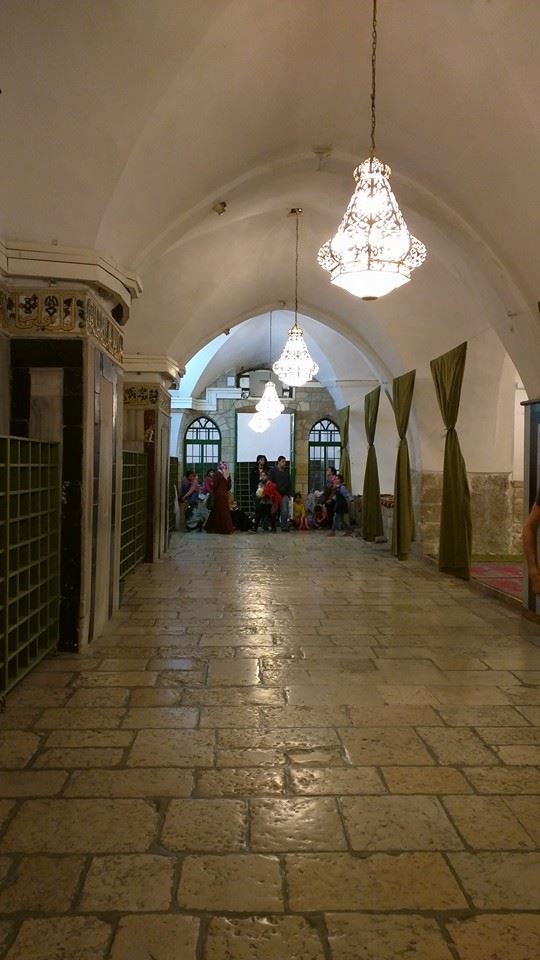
[1,532,539,958]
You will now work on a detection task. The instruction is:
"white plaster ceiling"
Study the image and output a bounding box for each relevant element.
[1,0,539,389]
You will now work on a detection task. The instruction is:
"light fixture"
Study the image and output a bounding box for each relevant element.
[256,312,285,420]
[248,412,270,433]
[273,208,319,387]
[257,380,284,420]
[317,0,426,300]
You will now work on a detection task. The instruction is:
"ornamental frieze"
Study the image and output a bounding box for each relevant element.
[0,288,123,363]
[124,383,171,414]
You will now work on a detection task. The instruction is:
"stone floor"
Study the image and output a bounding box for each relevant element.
[1,531,540,959]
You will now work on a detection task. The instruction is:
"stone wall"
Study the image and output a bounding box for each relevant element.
[293,386,338,494]
[510,480,524,554]
[179,386,339,494]
[420,471,523,558]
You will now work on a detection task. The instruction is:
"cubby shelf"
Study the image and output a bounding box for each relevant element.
[0,436,61,696]
[120,452,147,581]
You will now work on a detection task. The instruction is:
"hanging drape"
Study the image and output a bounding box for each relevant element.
[392,370,416,561]
[337,406,352,492]
[430,342,471,580]
[362,387,384,540]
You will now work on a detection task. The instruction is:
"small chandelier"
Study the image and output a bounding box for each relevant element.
[257,380,284,420]
[273,208,319,387]
[248,412,270,433]
[317,0,426,300]
[256,313,285,420]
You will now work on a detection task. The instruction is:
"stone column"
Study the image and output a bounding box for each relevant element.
[1,284,125,648]
[123,356,182,562]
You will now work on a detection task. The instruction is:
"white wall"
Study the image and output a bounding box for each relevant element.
[414,329,516,475]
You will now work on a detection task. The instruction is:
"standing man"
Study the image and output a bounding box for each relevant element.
[270,455,292,531]
[523,493,540,594]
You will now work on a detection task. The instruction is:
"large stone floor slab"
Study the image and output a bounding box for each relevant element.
[1,532,539,958]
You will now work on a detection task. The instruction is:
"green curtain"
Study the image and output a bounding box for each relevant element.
[362,387,384,540]
[391,370,416,561]
[337,405,352,492]
[430,342,472,580]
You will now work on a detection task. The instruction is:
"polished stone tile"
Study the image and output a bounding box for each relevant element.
[205,916,325,959]
[0,799,15,828]
[4,532,540,956]
[64,767,193,797]
[33,746,124,768]
[417,726,499,764]
[43,729,134,748]
[381,766,473,794]
[340,796,463,851]
[463,765,540,793]
[443,796,535,849]
[5,917,111,960]
[80,854,174,911]
[196,768,285,797]
[218,727,339,749]
[339,728,433,765]
[127,729,214,766]
[251,797,346,851]
[2,799,158,852]
[449,852,540,908]
[0,771,67,797]
[0,856,84,913]
[121,706,198,728]
[178,854,283,911]
[290,766,386,795]
[286,852,467,911]
[446,914,540,960]
[162,799,247,851]
[0,731,41,768]
[326,913,455,960]
[36,708,126,729]
[66,688,130,707]
[110,915,199,960]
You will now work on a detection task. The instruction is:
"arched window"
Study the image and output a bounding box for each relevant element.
[183,418,221,479]
[308,418,341,491]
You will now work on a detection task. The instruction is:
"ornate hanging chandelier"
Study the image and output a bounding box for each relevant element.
[256,313,285,420]
[257,380,284,420]
[273,208,319,388]
[317,0,426,300]
[248,411,270,433]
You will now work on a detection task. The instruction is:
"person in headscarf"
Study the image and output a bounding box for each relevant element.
[205,461,234,535]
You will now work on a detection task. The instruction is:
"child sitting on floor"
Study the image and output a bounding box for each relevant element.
[311,501,328,529]
[292,491,308,530]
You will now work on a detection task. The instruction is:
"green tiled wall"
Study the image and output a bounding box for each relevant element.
[0,437,61,696]
[120,452,147,580]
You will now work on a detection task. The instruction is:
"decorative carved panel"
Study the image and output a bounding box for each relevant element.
[124,383,171,414]
[0,287,123,362]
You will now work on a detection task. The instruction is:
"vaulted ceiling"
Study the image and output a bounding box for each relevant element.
[2,1,539,390]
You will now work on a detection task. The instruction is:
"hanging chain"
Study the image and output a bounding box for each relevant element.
[288,207,302,328]
[370,0,378,157]
[295,211,299,324]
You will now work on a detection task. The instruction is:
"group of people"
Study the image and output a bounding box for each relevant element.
[178,455,355,536]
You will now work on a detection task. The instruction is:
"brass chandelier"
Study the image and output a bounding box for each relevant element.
[273,208,319,387]
[317,0,426,300]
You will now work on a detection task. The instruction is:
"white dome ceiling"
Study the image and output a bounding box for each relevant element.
[1,0,539,389]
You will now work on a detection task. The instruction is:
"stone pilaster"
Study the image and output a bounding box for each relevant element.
[3,283,125,648]
[123,356,181,562]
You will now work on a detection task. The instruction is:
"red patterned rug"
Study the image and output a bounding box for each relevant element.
[471,562,522,600]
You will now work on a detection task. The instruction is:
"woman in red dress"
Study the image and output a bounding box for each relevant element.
[205,461,235,535]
